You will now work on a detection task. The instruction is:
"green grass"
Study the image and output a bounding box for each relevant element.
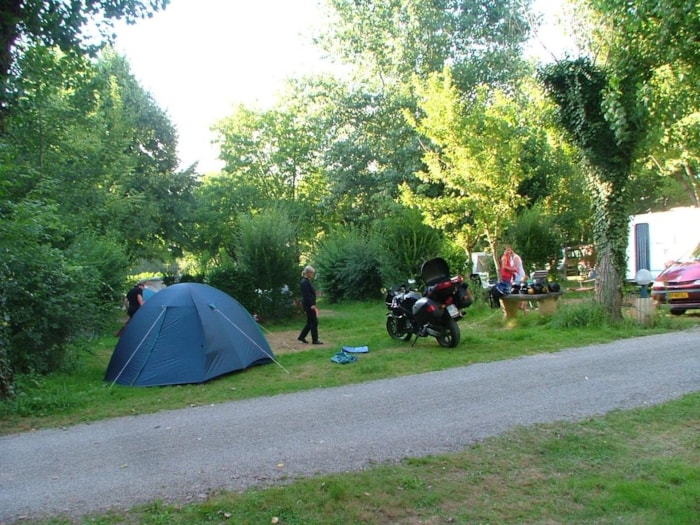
[2,292,699,524]
[1,292,697,435]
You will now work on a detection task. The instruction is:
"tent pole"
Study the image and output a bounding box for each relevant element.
[128,308,168,386]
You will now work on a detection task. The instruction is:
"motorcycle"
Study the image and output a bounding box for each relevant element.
[385,257,473,348]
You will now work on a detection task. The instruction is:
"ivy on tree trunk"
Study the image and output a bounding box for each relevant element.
[539,58,641,320]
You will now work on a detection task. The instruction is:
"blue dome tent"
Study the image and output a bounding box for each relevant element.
[106,283,276,386]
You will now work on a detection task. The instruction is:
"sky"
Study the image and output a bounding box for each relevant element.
[114,0,576,174]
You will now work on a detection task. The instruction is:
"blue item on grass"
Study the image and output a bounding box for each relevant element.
[342,346,369,353]
[331,351,357,364]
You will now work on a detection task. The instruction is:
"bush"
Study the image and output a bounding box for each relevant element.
[65,231,128,333]
[1,203,128,391]
[315,227,384,303]
[206,264,260,316]
[371,207,445,286]
[508,206,564,274]
[236,209,298,320]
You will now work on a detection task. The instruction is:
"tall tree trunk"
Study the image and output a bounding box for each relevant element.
[0,286,13,398]
[590,173,629,320]
[0,0,21,129]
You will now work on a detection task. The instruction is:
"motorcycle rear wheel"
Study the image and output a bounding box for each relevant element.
[386,316,412,341]
[436,317,460,348]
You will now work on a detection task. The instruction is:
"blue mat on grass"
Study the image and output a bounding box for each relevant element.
[342,346,369,353]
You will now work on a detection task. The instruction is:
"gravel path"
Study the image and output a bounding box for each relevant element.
[1,329,699,523]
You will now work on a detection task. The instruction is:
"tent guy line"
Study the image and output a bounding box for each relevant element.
[210,303,289,374]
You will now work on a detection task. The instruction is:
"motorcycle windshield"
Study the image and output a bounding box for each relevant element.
[421,257,451,285]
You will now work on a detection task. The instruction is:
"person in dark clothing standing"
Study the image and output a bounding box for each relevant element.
[126,281,146,318]
[297,265,322,344]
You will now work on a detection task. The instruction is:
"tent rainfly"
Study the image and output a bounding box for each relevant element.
[105,283,275,386]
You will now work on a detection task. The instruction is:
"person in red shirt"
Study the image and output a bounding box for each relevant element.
[500,246,517,283]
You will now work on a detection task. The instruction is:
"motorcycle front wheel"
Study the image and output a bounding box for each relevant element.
[386,316,412,341]
[436,317,460,348]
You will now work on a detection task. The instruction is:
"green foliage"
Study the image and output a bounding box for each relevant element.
[588,0,700,208]
[187,174,246,265]
[214,105,312,203]
[370,206,445,286]
[539,58,640,318]
[549,300,610,329]
[315,227,384,303]
[226,209,299,320]
[507,206,564,274]
[0,256,13,397]
[321,0,533,89]
[320,88,424,227]
[405,71,555,258]
[0,201,125,382]
[205,263,260,317]
[0,0,170,123]
[4,46,195,261]
[539,59,631,175]
[206,210,299,320]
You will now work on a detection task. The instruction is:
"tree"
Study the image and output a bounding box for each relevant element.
[0,0,169,126]
[537,0,700,318]
[4,46,195,260]
[286,78,426,227]
[586,0,700,211]
[539,58,645,319]
[320,0,533,90]
[402,69,561,265]
[0,45,194,396]
[185,175,248,268]
[211,97,326,255]
[214,104,314,204]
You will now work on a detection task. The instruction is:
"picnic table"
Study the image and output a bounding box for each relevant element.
[499,291,565,320]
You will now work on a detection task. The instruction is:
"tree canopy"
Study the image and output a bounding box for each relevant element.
[0,0,169,125]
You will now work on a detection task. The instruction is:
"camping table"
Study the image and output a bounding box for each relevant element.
[499,292,565,321]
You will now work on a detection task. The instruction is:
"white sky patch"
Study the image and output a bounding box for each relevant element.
[115,0,575,174]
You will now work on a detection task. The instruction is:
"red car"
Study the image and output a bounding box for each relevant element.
[651,244,700,315]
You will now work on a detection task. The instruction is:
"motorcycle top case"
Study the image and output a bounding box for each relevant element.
[412,296,444,325]
[420,257,450,285]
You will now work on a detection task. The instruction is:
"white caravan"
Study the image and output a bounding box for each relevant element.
[626,206,700,281]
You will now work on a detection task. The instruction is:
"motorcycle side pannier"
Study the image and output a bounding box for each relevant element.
[456,282,473,309]
[412,296,443,325]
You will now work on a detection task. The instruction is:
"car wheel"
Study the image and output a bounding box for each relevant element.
[670,308,686,316]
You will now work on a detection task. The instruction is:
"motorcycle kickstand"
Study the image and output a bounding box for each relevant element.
[411,334,419,347]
